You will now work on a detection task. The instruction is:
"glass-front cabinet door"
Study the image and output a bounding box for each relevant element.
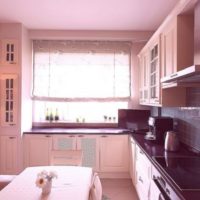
[1,39,18,66]
[149,37,160,104]
[0,74,18,126]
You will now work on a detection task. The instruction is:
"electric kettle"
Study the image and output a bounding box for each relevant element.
[164,131,180,151]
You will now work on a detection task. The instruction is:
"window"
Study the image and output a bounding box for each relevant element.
[32,40,132,123]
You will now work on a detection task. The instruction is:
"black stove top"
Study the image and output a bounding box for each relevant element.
[153,156,200,191]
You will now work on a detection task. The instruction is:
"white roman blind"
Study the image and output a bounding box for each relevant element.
[32,40,131,100]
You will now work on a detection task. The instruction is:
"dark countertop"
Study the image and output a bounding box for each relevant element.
[131,133,200,200]
[23,127,129,135]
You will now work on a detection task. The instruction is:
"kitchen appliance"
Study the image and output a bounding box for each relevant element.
[146,116,173,143]
[164,131,180,151]
[153,156,200,191]
[150,164,181,200]
[161,1,200,85]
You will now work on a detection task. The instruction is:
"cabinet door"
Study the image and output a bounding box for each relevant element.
[0,136,18,174]
[129,136,136,186]
[139,50,149,104]
[161,19,177,78]
[0,74,18,126]
[52,135,76,150]
[76,135,99,171]
[1,39,18,65]
[135,145,151,200]
[24,134,52,167]
[100,135,129,172]
[149,38,161,104]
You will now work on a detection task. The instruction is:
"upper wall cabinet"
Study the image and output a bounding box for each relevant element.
[149,37,161,104]
[0,74,18,126]
[161,15,194,78]
[1,39,19,66]
[139,48,150,104]
[138,14,193,107]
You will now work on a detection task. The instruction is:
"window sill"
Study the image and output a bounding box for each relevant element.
[32,121,118,129]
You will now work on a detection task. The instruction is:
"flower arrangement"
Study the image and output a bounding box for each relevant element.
[35,170,57,193]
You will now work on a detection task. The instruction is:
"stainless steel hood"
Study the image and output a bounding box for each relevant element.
[161,65,200,84]
[161,1,200,87]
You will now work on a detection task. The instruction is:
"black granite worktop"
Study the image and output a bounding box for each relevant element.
[131,133,200,200]
[23,127,129,135]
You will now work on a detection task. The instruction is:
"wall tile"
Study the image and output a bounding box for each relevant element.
[160,88,200,152]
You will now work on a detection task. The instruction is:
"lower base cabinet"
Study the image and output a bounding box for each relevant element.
[24,134,52,167]
[0,136,18,174]
[129,136,136,186]
[135,144,151,200]
[23,134,129,175]
[100,135,129,172]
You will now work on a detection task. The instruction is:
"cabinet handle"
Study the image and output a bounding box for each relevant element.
[45,135,51,138]
[78,135,84,137]
[9,123,16,126]
[138,176,143,183]
[9,136,15,139]
[139,150,144,154]
[101,135,108,137]
[165,188,170,196]
[69,135,75,137]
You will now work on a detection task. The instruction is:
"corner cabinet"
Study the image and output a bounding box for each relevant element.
[0,136,18,174]
[0,74,18,126]
[99,134,129,172]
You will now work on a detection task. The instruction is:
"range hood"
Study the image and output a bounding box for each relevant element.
[161,65,200,85]
[161,1,200,87]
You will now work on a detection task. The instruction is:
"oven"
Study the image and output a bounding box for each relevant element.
[150,165,181,200]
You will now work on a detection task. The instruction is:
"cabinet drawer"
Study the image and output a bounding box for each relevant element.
[136,145,151,167]
[136,163,151,200]
[52,135,76,150]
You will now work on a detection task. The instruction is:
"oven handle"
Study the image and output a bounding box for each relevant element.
[153,177,171,200]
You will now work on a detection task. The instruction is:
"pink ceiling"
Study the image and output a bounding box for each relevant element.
[0,0,179,30]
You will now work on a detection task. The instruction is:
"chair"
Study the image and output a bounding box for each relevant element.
[89,173,102,200]
[0,175,16,190]
[50,150,83,166]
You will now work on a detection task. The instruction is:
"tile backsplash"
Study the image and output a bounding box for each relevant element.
[159,88,200,152]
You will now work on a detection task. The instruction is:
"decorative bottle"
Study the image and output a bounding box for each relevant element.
[49,109,54,122]
[55,108,59,121]
[45,108,50,121]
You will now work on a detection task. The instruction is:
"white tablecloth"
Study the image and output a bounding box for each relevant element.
[0,166,93,200]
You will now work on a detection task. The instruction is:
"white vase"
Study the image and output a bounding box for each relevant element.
[42,180,52,195]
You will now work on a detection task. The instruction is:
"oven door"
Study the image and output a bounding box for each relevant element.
[150,176,170,200]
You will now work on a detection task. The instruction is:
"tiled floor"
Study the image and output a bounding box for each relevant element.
[101,178,139,200]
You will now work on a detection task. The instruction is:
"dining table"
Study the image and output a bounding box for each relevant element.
[0,166,93,200]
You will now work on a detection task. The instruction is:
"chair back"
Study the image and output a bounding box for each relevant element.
[89,173,102,200]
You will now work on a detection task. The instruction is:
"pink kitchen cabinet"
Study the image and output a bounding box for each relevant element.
[99,135,129,173]
[0,136,18,174]
[23,134,52,167]
[1,39,19,66]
